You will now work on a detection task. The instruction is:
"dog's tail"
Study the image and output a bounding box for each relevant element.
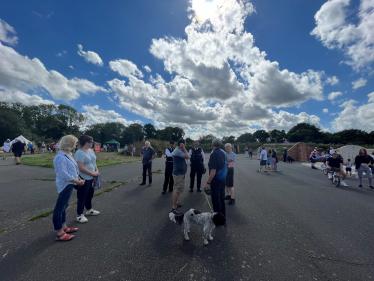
[169,212,184,225]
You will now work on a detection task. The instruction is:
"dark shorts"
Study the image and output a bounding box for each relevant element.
[311,158,316,163]
[226,167,234,187]
[346,167,351,171]
[13,151,22,158]
[260,160,267,166]
[331,167,341,172]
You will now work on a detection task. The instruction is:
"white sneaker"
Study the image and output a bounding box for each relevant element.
[328,173,332,179]
[85,209,100,216]
[77,215,88,223]
[341,181,348,186]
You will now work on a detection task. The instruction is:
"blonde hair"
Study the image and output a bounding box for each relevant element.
[58,135,78,151]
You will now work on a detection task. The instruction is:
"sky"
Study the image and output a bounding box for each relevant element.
[0,0,373,139]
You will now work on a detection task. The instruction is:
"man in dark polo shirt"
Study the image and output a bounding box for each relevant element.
[140,141,156,186]
[10,139,26,165]
[204,138,226,219]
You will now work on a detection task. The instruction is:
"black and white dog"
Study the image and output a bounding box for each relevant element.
[169,209,226,245]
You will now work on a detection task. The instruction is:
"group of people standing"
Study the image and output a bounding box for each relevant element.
[52,135,100,241]
[257,146,278,172]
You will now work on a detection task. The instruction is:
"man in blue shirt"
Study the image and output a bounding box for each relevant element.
[204,138,226,219]
[171,139,190,215]
[140,141,156,186]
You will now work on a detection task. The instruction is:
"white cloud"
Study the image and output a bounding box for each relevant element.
[82,105,121,118]
[323,108,329,113]
[311,0,374,71]
[0,19,18,45]
[0,42,107,101]
[32,11,42,18]
[325,76,339,85]
[109,59,143,78]
[81,105,138,128]
[331,94,374,131]
[0,89,54,105]
[103,0,330,137]
[69,65,74,69]
[57,53,62,57]
[352,77,367,89]
[77,44,104,66]
[328,91,343,100]
[143,65,152,72]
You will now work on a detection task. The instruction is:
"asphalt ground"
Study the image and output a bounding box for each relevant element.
[0,155,374,280]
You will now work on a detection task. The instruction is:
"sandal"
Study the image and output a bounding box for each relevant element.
[55,232,74,241]
[64,227,78,233]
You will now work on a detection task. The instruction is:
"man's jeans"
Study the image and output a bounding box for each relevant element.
[53,184,74,232]
[142,163,152,184]
[210,178,226,217]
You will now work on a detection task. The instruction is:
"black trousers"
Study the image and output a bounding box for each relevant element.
[190,163,203,190]
[77,179,94,215]
[211,178,226,218]
[142,163,152,184]
[163,163,173,191]
[249,152,252,158]
[283,155,287,162]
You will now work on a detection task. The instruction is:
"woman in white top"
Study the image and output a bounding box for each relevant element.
[3,139,11,160]
[257,147,261,160]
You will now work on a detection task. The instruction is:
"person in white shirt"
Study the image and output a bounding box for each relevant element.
[257,147,261,160]
[257,146,268,172]
[162,141,175,194]
[329,147,335,155]
[3,139,11,160]
[188,141,206,192]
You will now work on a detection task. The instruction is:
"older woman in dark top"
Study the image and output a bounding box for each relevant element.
[271,149,277,171]
[355,148,373,189]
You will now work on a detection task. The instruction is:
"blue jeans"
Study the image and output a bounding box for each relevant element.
[77,179,94,215]
[357,166,373,186]
[53,184,74,232]
[211,178,226,218]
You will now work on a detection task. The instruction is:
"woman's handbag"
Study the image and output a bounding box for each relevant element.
[92,174,101,190]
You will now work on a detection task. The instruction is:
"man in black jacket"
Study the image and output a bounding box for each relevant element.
[188,140,205,192]
[162,141,175,194]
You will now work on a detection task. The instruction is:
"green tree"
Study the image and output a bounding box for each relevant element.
[199,134,215,144]
[143,123,157,139]
[287,123,324,143]
[253,130,269,143]
[127,123,144,142]
[171,127,185,142]
[222,135,235,144]
[268,129,287,143]
[0,104,28,143]
[332,129,368,145]
[237,132,255,143]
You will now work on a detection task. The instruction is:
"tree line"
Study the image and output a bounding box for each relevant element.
[1,102,373,147]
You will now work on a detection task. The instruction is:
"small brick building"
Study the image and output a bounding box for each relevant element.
[287,142,314,162]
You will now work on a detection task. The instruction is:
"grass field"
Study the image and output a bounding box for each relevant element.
[21,152,141,168]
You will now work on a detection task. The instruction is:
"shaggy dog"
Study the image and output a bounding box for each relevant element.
[169,209,226,245]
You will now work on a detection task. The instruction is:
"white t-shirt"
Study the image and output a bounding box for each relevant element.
[260,150,267,160]
[3,142,11,152]
[329,149,335,154]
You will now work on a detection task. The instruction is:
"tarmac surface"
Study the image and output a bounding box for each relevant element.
[0,155,374,281]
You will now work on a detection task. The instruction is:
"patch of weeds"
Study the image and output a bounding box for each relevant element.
[29,210,54,221]
[32,178,55,181]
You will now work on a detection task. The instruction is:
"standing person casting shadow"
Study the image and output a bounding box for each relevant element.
[355,148,374,189]
[188,140,205,192]
[140,141,156,186]
[224,143,236,205]
[52,135,85,241]
[74,135,100,223]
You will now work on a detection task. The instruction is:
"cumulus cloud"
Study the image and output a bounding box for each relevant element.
[77,44,104,66]
[331,93,374,131]
[109,59,143,78]
[323,108,329,113]
[81,105,138,128]
[0,42,107,101]
[311,0,374,71]
[0,19,18,45]
[104,0,329,137]
[0,89,54,105]
[325,76,339,85]
[143,65,152,72]
[352,77,367,89]
[328,91,343,100]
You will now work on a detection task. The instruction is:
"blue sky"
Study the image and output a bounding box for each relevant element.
[0,0,373,138]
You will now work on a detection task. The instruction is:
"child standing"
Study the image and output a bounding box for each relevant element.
[345,159,352,177]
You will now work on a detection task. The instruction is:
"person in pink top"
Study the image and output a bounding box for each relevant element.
[310,147,318,170]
